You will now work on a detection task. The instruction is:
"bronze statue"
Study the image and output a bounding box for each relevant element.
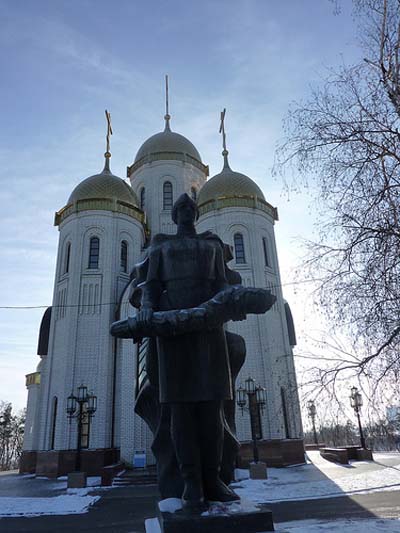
[111,193,276,513]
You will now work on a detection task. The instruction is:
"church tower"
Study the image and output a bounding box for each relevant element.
[21,98,304,477]
[21,117,145,474]
[127,76,209,236]
[196,111,302,449]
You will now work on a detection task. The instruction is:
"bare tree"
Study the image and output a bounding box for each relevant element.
[277,0,400,388]
[0,402,25,471]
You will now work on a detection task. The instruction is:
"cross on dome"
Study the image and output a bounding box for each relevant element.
[219,108,231,170]
[164,74,171,132]
[103,109,113,172]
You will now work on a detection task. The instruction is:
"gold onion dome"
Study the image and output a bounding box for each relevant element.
[134,118,202,164]
[68,159,138,207]
[197,154,265,205]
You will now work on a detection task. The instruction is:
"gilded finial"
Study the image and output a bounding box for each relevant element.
[219,108,230,169]
[164,75,171,132]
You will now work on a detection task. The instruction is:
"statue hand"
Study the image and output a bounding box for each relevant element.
[136,308,153,328]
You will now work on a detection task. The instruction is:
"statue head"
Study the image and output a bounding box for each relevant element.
[172,193,199,225]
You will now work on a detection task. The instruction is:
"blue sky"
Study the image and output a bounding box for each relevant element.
[0,0,361,410]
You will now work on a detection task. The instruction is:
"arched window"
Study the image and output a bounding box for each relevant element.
[191,187,197,201]
[88,237,100,269]
[50,396,57,450]
[140,187,145,210]
[163,181,173,210]
[262,237,270,267]
[234,233,246,264]
[120,240,128,273]
[64,242,71,274]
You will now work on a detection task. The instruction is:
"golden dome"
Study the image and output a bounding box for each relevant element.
[134,120,202,164]
[197,158,265,206]
[68,163,138,207]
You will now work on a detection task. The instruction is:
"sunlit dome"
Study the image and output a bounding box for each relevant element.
[134,117,202,164]
[68,160,138,207]
[197,154,265,205]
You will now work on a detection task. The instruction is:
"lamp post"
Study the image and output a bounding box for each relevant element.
[236,376,266,464]
[307,400,318,446]
[66,384,97,472]
[350,386,366,449]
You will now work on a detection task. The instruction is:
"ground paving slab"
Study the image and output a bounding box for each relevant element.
[0,451,399,532]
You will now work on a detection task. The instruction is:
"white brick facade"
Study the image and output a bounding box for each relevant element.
[23,128,302,469]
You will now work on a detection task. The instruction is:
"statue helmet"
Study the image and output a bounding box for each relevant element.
[171,193,199,224]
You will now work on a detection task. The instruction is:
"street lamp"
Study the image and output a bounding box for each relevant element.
[236,376,266,463]
[307,400,318,446]
[66,384,97,471]
[350,386,366,449]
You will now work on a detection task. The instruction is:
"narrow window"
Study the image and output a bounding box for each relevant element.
[262,237,270,267]
[50,397,57,450]
[234,233,246,264]
[64,242,71,274]
[281,387,290,439]
[140,187,145,210]
[163,181,173,210]
[88,237,100,269]
[120,240,128,273]
[191,187,197,201]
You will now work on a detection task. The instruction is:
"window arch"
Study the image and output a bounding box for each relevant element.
[234,233,246,264]
[64,242,71,274]
[140,187,145,210]
[191,187,197,201]
[262,237,270,267]
[163,181,173,210]
[120,240,128,273]
[88,237,100,269]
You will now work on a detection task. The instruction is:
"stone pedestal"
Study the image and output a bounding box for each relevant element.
[67,471,87,488]
[157,508,274,533]
[356,448,373,461]
[146,499,274,533]
[250,462,267,479]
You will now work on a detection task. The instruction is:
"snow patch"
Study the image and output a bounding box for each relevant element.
[158,498,182,513]
[276,517,400,532]
[145,517,161,533]
[0,494,100,517]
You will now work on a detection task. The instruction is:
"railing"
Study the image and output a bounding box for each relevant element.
[198,195,279,220]
[127,151,209,177]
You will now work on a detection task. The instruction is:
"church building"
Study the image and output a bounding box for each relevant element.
[20,98,304,477]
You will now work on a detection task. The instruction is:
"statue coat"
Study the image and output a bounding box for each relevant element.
[140,232,233,404]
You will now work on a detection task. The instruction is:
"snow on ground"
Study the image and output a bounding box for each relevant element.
[0,476,104,517]
[234,451,400,503]
[276,518,400,532]
[146,516,400,533]
[0,494,101,517]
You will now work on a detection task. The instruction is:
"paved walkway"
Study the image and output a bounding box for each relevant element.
[0,452,399,532]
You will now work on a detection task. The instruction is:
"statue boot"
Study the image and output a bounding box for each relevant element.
[181,466,208,513]
[203,468,240,503]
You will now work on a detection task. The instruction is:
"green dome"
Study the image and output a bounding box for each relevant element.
[68,165,138,207]
[197,159,265,205]
[135,126,202,163]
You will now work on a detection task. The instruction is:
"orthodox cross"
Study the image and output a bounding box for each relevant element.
[105,109,113,157]
[219,108,227,152]
[165,75,169,117]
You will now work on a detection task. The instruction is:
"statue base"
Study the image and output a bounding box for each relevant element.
[145,499,274,533]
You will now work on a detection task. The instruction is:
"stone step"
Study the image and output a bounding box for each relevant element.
[112,467,158,486]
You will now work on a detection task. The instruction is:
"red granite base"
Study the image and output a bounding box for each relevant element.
[19,448,120,477]
[237,439,305,468]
